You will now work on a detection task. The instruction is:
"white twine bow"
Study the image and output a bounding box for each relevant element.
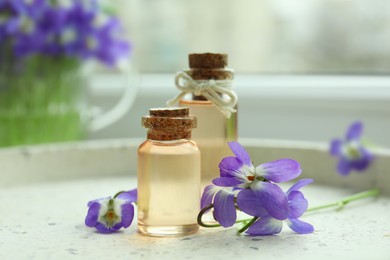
[166,72,238,118]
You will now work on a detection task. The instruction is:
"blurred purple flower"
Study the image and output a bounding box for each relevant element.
[212,142,301,220]
[330,121,373,176]
[85,189,137,233]
[0,0,130,66]
[237,179,314,236]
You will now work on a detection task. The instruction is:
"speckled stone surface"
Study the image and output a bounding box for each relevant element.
[1,176,389,260]
[1,139,390,259]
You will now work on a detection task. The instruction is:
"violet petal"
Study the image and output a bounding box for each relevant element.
[213,189,237,228]
[288,191,308,219]
[219,156,245,178]
[120,203,134,228]
[287,179,313,195]
[337,158,352,176]
[212,177,244,187]
[351,158,370,172]
[236,189,268,217]
[95,222,122,233]
[228,142,252,166]
[330,139,342,156]
[116,188,137,202]
[287,218,314,234]
[85,202,101,227]
[351,148,373,172]
[251,181,289,220]
[95,222,114,233]
[201,185,219,209]
[111,222,123,231]
[256,159,302,183]
[246,216,283,236]
[346,121,363,141]
[87,196,110,207]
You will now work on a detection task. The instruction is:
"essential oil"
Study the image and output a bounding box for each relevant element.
[137,107,200,236]
[176,53,238,189]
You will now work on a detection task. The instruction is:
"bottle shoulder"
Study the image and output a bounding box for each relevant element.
[138,139,200,155]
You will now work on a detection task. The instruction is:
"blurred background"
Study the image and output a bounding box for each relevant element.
[1,0,390,147]
[93,0,390,146]
[119,0,390,74]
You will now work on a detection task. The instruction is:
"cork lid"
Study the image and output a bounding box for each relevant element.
[142,107,197,129]
[189,53,227,69]
[187,53,233,80]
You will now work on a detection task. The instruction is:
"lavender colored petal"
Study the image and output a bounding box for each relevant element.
[287,179,313,195]
[87,196,110,207]
[85,202,101,227]
[246,216,283,236]
[256,159,302,183]
[236,189,268,217]
[111,222,123,231]
[351,159,370,172]
[219,156,245,178]
[213,189,236,227]
[330,139,343,156]
[201,185,219,209]
[228,142,252,166]
[120,203,134,228]
[212,177,244,187]
[95,222,117,233]
[116,189,137,202]
[346,121,363,141]
[350,148,373,172]
[287,218,314,234]
[251,181,289,220]
[337,158,352,176]
[288,191,308,219]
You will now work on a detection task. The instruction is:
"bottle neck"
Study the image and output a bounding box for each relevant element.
[147,129,192,141]
[183,68,234,102]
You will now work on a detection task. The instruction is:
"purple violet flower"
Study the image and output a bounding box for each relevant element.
[237,179,314,236]
[0,0,131,66]
[212,142,302,220]
[85,189,137,233]
[330,121,373,176]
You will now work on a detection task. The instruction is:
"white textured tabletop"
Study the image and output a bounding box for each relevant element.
[1,139,390,259]
[1,176,389,260]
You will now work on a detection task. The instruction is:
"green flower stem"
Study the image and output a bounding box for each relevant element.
[237,217,258,234]
[113,191,127,198]
[305,188,380,212]
[197,204,255,228]
[197,204,220,228]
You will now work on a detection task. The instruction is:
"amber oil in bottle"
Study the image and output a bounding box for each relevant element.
[137,107,201,236]
[178,53,238,190]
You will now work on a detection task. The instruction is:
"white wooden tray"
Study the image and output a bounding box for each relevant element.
[1,138,389,259]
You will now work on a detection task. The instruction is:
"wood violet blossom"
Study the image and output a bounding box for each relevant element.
[238,179,314,235]
[330,121,374,176]
[85,189,137,233]
[199,142,314,236]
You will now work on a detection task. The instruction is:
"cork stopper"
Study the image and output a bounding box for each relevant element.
[187,53,233,81]
[142,107,197,141]
[189,53,227,69]
[149,107,189,117]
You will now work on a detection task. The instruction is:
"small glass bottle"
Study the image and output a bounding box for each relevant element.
[176,53,238,189]
[137,107,201,236]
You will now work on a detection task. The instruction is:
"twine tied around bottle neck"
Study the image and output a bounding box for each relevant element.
[166,72,238,118]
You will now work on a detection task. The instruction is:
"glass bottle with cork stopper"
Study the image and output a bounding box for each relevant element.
[137,107,201,236]
[167,53,238,190]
